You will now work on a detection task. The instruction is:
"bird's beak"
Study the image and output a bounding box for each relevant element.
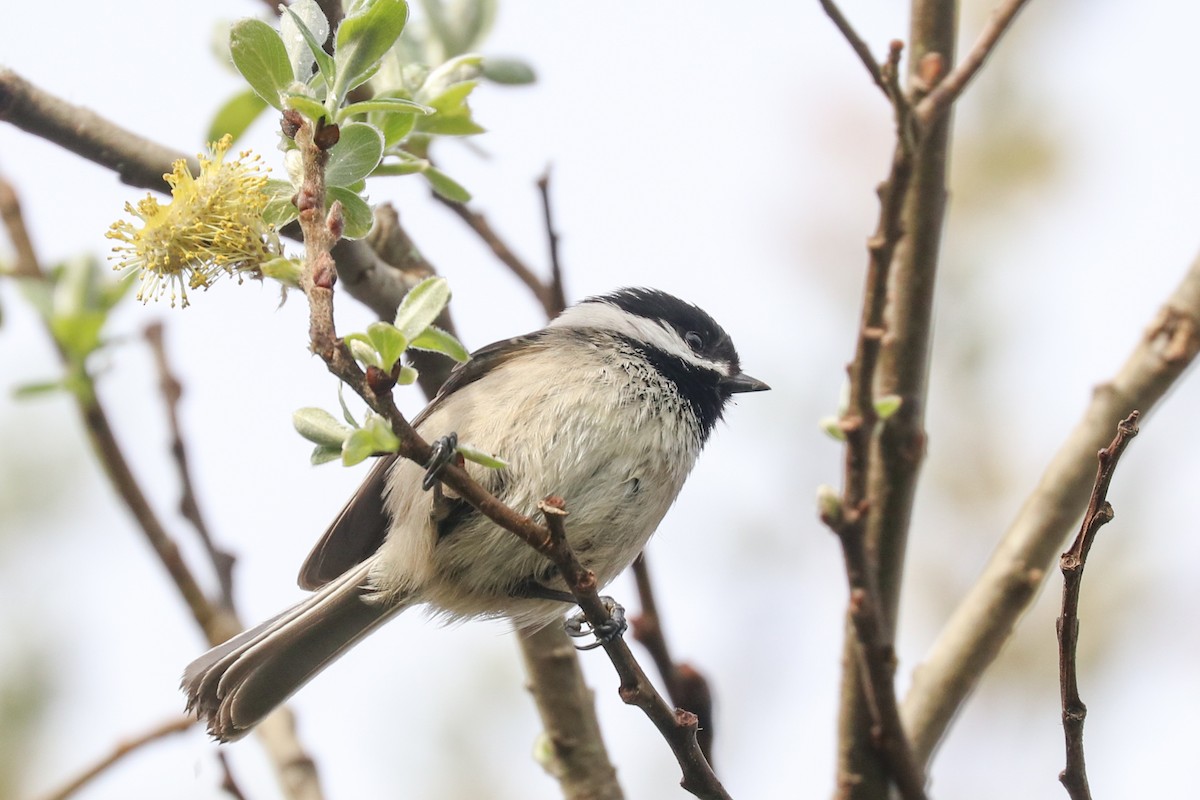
[721,372,771,394]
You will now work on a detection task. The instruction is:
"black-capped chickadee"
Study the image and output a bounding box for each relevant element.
[183,287,768,741]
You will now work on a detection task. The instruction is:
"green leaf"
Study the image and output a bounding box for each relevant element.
[422,166,472,202]
[366,321,408,371]
[326,186,374,239]
[293,407,352,447]
[337,383,360,427]
[341,97,433,118]
[416,78,485,136]
[207,88,269,144]
[457,441,507,470]
[874,394,903,420]
[334,0,409,101]
[482,56,536,85]
[310,445,343,465]
[372,155,427,176]
[396,365,419,385]
[284,92,330,123]
[281,0,330,82]
[13,379,67,398]
[394,276,450,341]
[342,415,400,466]
[379,112,419,147]
[282,6,337,93]
[230,19,293,110]
[416,114,486,136]
[260,256,303,287]
[325,122,384,187]
[819,416,846,442]
[50,311,106,360]
[409,325,469,362]
[344,333,382,368]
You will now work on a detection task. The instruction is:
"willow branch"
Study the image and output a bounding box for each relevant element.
[33,717,195,800]
[535,168,568,315]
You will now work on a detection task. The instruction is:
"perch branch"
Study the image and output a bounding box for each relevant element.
[293,115,728,799]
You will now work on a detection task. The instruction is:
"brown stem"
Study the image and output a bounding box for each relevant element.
[913,0,1034,127]
[1055,412,1139,800]
[826,36,928,800]
[816,0,889,96]
[433,191,562,318]
[632,554,716,766]
[33,717,195,800]
[144,321,237,611]
[536,168,568,316]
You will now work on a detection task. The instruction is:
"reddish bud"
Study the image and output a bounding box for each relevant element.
[314,121,341,150]
[313,252,337,289]
[365,365,396,394]
[281,109,303,139]
[327,200,345,240]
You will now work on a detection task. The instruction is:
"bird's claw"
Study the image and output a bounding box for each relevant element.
[422,432,459,491]
[564,597,627,651]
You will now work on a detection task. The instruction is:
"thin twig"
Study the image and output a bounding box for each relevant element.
[33,717,195,800]
[216,751,250,800]
[823,37,926,800]
[1056,412,1139,800]
[294,115,728,800]
[432,191,561,318]
[902,250,1200,765]
[914,0,1034,127]
[631,554,716,765]
[536,168,568,316]
[816,0,888,95]
[145,321,237,611]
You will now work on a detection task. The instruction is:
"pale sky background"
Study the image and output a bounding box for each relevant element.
[3,2,1200,799]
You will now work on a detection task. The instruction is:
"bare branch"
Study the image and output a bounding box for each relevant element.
[145,321,238,611]
[903,252,1200,763]
[1056,412,1138,800]
[914,0,1035,126]
[433,191,562,318]
[33,717,195,800]
[0,68,195,188]
[631,554,716,766]
[536,168,568,316]
[817,0,889,96]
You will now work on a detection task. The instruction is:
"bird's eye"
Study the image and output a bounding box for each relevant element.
[684,331,704,352]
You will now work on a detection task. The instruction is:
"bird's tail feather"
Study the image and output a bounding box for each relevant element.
[182,562,407,741]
